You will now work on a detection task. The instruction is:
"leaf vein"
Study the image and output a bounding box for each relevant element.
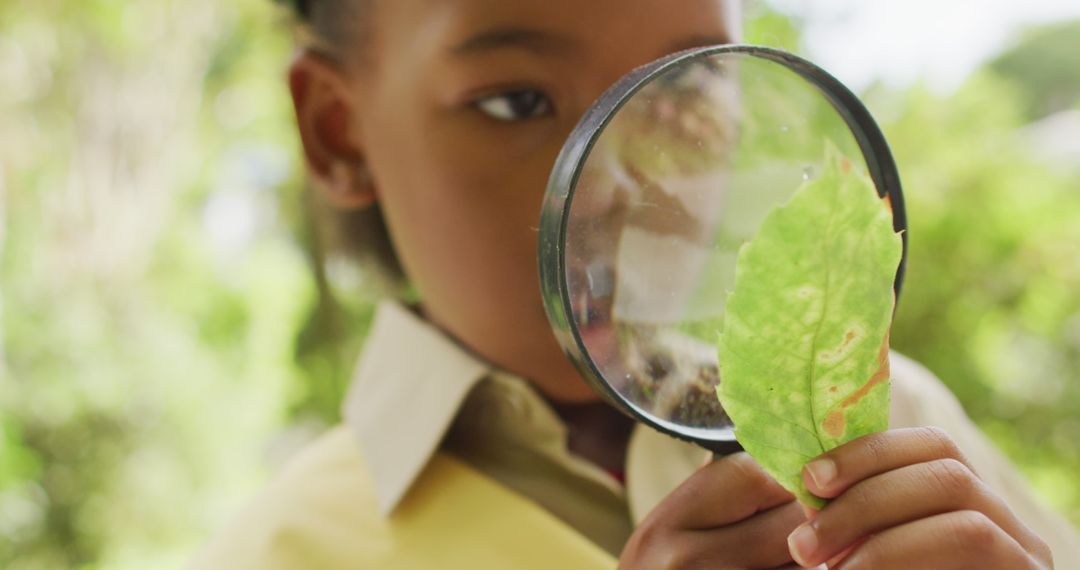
[735,434,817,460]
[721,391,819,440]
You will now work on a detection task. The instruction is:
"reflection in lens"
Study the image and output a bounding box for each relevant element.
[617,325,730,428]
[566,55,741,433]
[559,50,872,436]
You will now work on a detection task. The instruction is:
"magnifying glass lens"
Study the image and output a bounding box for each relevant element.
[543,47,906,451]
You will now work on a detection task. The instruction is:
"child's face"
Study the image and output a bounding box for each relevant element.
[316,0,736,401]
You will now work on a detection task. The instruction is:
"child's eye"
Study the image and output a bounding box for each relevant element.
[474,89,553,122]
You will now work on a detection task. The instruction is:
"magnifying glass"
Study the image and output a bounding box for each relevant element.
[539,45,908,455]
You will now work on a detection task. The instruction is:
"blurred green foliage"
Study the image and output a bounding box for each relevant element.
[0,0,362,567]
[989,20,1080,120]
[1,1,1078,568]
[877,72,1080,525]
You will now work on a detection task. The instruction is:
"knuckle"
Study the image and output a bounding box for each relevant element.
[918,426,964,460]
[837,542,883,570]
[845,480,878,515]
[825,480,874,530]
[628,516,715,570]
[925,458,977,500]
[662,546,709,570]
[1030,534,1054,567]
[862,431,891,460]
[640,535,701,570]
[728,452,771,489]
[850,431,890,470]
[949,510,1000,550]
[649,546,685,570]
[629,515,667,553]
[622,524,682,570]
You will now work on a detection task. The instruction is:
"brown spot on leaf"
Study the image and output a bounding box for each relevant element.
[883,194,893,214]
[822,328,860,362]
[821,332,891,439]
[823,409,845,437]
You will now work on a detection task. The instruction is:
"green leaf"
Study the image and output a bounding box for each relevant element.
[715,145,904,508]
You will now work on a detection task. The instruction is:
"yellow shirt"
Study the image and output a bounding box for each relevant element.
[191,302,1080,568]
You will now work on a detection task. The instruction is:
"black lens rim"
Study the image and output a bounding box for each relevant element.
[538,44,908,455]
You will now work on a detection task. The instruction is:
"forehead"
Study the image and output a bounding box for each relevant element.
[367,0,738,67]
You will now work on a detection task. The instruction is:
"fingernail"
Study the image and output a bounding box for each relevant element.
[788,522,819,566]
[805,458,836,490]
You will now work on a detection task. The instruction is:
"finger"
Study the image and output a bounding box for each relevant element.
[824,539,863,568]
[620,502,804,570]
[687,501,806,568]
[833,511,1043,570]
[622,454,797,569]
[650,452,794,529]
[802,427,974,499]
[789,459,1047,566]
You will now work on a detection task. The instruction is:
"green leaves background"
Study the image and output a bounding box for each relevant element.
[1,2,1079,567]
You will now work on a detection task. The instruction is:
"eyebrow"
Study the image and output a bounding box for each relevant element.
[451,27,581,57]
[450,28,734,59]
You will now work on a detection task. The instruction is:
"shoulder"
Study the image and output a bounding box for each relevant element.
[888,350,1006,435]
[888,350,969,428]
[190,426,616,570]
[189,426,390,569]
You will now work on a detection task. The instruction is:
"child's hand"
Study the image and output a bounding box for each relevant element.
[618,452,808,569]
[788,427,1054,569]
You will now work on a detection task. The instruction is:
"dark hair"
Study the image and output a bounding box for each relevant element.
[274,0,405,419]
[277,0,405,288]
[278,0,368,53]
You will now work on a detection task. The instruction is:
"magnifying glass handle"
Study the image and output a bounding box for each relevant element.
[702,439,743,457]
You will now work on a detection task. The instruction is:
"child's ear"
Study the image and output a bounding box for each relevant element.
[288,50,376,210]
